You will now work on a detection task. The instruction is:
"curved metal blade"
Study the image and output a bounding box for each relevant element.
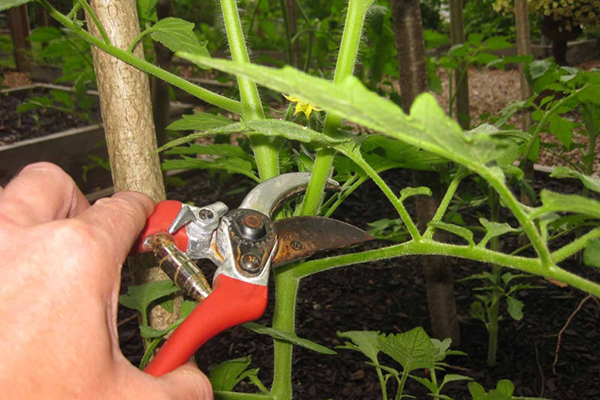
[272,217,373,267]
[238,173,339,217]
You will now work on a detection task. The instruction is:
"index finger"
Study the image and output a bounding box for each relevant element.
[75,191,155,267]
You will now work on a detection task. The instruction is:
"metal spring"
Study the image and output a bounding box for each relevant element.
[148,233,212,302]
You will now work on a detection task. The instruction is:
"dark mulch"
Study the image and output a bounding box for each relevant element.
[118,169,600,400]
[0,87,100,146]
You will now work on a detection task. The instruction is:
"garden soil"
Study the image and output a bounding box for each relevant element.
[0,87,101,146]
[118,169,600,400]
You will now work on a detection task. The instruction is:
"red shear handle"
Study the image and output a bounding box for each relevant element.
[134,200,189,253]
[144,275,268,377]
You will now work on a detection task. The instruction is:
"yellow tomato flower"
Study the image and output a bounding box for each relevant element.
[283,94,322,119]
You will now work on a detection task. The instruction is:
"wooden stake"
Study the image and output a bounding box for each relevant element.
[85,0,175,332]
[8,5,31,73]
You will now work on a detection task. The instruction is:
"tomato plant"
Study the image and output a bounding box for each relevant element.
[8,0,600,397]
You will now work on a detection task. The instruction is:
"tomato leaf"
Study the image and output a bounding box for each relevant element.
[378,327,444,372]
[584,239,600,268]
[166,112,232,131]
[244,322,336,355]
[399,187,432,201]
[428,221,474,246]
[29,27,62,42]
[550,167,600,194]
[337,330,380,363]
[531,191,600,220]
[506,296,524,321]
[150,18,210,68]
[119,280,179,314]
[209,356,256,392]
[0,0,33,11]
[478,218,520,248]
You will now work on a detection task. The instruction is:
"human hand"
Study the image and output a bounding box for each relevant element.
[0,163,213,399]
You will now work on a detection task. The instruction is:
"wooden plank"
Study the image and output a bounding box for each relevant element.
[0,124,112,193]
[0,84,192,192]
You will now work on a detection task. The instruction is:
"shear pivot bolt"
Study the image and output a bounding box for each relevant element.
[240,253,262,273]
[199,209,214,221]
[238,214,267,240]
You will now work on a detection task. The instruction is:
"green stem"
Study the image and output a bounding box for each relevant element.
[300,0,372,216]
[287,238,600,296]
[220,0,279,180]
[396,368,409,400]
[423,170,464,239]
[66,2,82,19]
[583,103,597,199]
[279,0,293,66]
[376,365,388,400]
[487,190,501,367]
[28,101,93,121]
[552,227,600,263]
[61,33,95,69]
[246,0,263,41]
[479,168,553,268]
[341,147,421,240]
[290,240,535,277]
[303,31,314,72]
[78,0,110,45]
[448,63,469,118]
[518,86,588,169]
[486,286,500,366]
[127,29,153,53]
[323,175,366,218]
[270,270,300,400]
[215,392,273,400]
[295,0,309,22]
[140,337,161,369]
[37,0,243,114]
[447,68,454,119]
[300,147,335,215]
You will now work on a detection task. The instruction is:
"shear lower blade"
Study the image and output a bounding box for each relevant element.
[272,217,373,267]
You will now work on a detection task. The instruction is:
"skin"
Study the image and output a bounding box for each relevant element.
[0,162,213,400]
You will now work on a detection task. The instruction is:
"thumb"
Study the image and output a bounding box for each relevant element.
[157,362,214,400]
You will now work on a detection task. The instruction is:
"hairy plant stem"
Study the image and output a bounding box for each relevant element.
[323,174,366,218]
[215,392,273,400]
[552,227,600,263]
[583,103,598,198]
[448,62,469,120]
[447,68,454,118]
[66,2,82,19]
[270,270,300,399]
[486,286,500,366]
[376,367,388,400]
[396,368,409,400]
[423,170,464,239]
[220,0,279,180]
[300,0,373,216]
[283,240,600,296]
[36,0,243,114]
[279,0,293,66]
[127,28,154,53]
[518,86,589,170]
[61,33,95,69]
[78,0,110,44]
[487,190,501,367]
[342,147,421,239]
[479,168,553,268]
[272,4,374,393]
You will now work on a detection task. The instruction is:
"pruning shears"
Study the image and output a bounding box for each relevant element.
[135,173,372,377]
